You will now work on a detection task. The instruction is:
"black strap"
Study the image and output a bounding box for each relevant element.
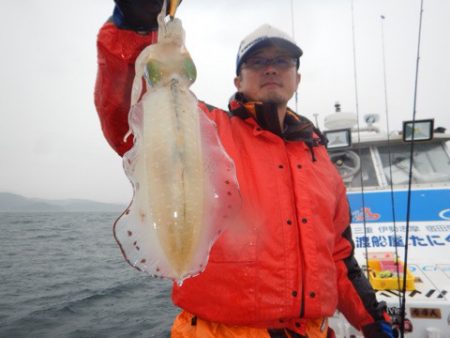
[287,329,307,338]
[268,328,307,338]
[268,329,289,338]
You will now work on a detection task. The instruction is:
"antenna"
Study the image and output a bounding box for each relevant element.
[313,113,319,128]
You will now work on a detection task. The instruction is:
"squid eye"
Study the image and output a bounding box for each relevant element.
[145,60,162,85]
[183,57,197,82]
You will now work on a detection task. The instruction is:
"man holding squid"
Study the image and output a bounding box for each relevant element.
[95,0,394,337]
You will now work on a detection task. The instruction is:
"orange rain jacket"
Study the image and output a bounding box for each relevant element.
[95,22,387,336]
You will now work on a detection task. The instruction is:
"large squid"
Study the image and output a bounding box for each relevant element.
[113,1,240,284]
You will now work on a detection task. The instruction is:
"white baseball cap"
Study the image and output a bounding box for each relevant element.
[236,24,303,74]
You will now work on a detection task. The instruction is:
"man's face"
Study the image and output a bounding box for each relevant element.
[234,45,301,105]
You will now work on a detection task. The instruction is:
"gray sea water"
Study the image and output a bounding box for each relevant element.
[0,212,179,338]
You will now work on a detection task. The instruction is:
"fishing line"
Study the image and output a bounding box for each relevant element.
[380,14,402,307]
[350,0,370,277]
[290,0,299,113]
[400,0,425,336]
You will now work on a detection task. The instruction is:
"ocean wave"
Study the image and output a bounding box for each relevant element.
[0,212,178,337]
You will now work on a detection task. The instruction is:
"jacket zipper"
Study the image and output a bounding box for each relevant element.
[283,140,305,318]
[300,289,305,318]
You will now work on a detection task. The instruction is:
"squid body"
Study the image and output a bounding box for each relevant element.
[114,15,240,284]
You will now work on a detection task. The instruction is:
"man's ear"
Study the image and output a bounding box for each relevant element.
[296,73,301,87]
[234,76,241,91]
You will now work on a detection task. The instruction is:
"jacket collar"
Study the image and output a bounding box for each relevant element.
[227,92,327,149]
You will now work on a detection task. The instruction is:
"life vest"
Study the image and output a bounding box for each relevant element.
[171,311,334,338]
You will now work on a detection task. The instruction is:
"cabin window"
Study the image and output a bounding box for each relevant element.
[378,143,450,185]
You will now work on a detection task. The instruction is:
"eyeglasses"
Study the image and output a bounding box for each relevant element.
[243,56,297,71]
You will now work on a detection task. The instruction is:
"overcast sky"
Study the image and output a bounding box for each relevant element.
[0,0,449,204]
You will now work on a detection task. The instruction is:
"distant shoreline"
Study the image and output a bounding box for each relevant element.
[0,192,125,213]
[0,210,122,213]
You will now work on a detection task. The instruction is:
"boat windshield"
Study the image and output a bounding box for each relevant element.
[330,148,378,188]
[378,142,450,185]
[329,141,450,188]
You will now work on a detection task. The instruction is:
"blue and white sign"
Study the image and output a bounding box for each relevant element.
[348,188,450,223]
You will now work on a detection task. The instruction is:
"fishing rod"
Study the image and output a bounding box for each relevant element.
[352,3,413,335]
[400,0,425,336]
[379,14,402,308]
[350,0,370,278]
[290,0,299,113]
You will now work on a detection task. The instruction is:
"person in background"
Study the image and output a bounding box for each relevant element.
[95,1,395,337]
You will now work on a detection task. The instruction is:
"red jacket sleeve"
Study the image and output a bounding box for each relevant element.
[94,22,158,156]
[332,184,389,331]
